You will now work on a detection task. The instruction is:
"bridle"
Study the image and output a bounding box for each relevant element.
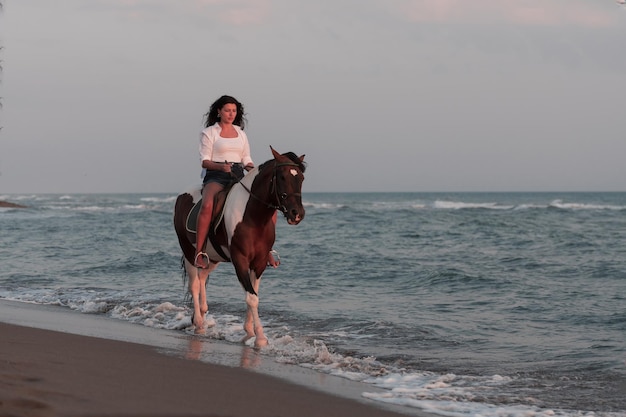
[237,160,303,215]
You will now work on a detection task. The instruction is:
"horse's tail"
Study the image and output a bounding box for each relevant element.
[180,256,193,307]
[174,193,196,265]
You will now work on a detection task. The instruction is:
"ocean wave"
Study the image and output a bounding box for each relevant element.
[7,193,626,214]
[0,194,45,202]
[140,196,177,203]
[432,200,626,211]
[433,200,515,210]
[548,200,626,211]
[311,199,626,212]
[303,201,347,210]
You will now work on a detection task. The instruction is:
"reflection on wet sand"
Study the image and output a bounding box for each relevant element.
[185,337,205,361]
[240,346,261,369]
[184,336,262,369]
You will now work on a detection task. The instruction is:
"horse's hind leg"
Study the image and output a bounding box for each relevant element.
[242,274,268,348]
[185,259,217,333]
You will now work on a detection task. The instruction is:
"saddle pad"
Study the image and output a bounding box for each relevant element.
[185,198,228,235]
[185,199,202,233]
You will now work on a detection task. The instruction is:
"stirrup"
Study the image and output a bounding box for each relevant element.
[194,252,210,269]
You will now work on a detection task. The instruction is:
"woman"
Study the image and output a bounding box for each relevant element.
[194,95,279,269]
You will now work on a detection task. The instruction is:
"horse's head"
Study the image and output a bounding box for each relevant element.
[268,146,306,225]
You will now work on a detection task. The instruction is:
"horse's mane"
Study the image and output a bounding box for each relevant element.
[259,152,307,173]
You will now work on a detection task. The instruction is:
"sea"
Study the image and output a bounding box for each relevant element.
[1,192,625,417]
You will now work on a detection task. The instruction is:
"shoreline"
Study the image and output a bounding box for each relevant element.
[0,300,425,417]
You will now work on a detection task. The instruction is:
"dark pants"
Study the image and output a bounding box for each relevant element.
[202,163,244,186]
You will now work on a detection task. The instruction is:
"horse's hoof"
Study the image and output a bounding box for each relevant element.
[190,314,205,334]
[254,337,268,348]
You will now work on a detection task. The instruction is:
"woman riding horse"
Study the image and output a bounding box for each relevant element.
[174,147,306,346]
[194,95,278,269]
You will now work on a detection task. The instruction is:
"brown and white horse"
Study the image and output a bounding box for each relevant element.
[173,147,306,347]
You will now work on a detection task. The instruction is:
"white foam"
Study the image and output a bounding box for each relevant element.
[549,200,625,211]
[361,372,626,417]
[434,200,515,210]
[513,203,547,210]
[362,395,564,417]
[73,300,109,314]
[140,196,177,203]
[303,201,347,210]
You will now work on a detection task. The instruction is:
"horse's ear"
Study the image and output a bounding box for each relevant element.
[298,154,305,163]
[270,146,280,159]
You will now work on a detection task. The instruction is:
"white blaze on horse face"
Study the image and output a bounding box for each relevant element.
[290,169,298,176]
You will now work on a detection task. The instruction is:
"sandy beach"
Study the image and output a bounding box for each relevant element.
[0,302,417,417]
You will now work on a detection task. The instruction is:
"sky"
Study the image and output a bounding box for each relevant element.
[1,0,625,193]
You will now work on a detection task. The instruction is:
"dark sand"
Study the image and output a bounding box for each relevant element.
[0,317,419,417]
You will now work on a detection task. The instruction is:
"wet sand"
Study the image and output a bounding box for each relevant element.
[0,301,421,417]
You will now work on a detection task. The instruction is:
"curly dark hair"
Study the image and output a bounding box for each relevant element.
[203,95,247,129]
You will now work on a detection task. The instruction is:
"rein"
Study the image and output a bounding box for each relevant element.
[236,161,302,214]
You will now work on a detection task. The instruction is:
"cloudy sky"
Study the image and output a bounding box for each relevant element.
[1,0,625,193]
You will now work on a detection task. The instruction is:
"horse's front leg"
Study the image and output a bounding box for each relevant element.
[242,273,267,348]
[185,260,217,333]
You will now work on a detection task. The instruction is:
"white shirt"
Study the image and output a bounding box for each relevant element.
[199,124,253,178]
